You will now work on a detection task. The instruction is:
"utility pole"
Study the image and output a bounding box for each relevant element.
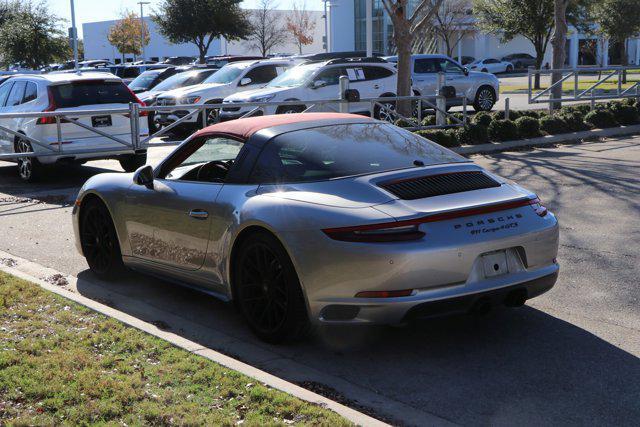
[138,1,150,63]
[323,0,328,53]
[70,0,79,71]
[365,0,373,57]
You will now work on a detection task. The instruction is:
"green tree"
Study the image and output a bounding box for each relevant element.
[153,0,251,64]
[590,0,640,74]
[473,0,588,89]
[108,11,150,62]
[0,0,69,69]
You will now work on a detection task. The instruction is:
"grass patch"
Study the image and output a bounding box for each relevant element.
[501,79,640,94]
[0,272,350,426]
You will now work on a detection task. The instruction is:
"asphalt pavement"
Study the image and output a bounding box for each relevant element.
[0,136,638,425]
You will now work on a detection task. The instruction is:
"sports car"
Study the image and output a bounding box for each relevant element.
[72,113,559,343]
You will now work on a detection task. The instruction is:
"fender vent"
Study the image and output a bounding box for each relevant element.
[380,171,501,200]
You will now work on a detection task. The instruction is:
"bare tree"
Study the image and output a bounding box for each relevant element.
[381,0,444,115]
[432,0,474,59]
[286,1,316,55]
[246,0,288,57]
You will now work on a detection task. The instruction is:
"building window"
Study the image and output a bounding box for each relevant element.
[354,0,419,55]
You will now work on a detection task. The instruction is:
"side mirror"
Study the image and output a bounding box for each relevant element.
[312,80,326,89]
[463,67,469,76]
[239,77,252,86]
[133,164,154,187]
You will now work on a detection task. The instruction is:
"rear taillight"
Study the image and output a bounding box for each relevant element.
[36,88,57,125]
[529,197,548,217]
[125,84,148,117]
[323,223,425,242]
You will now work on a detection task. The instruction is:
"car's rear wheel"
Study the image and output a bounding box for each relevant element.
[234,231,309,343]
[119,153,147,172]
[15,138,41,183]
[473,86,496,112]
[80,199,125,279]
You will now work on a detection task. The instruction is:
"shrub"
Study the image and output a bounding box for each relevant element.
[514,116,541,138]
[584,109,618,128]
[608,103,639,125]
[472,111,493,127]
[421,115,436,126]
[455,123,489,145]
[539,115,566,134]
[447,112,466,125]
[558,112,588,132]
[493,109,521,121]
[394,118,415,128]
[415,129,460,147]
[518,110,540,119]
[488,119,519,141]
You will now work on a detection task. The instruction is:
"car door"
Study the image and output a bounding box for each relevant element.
[412,58,439,97]
[0,81,16,152]
[238,65,280,93]
[439,58,472,99]
[124,135,245,271]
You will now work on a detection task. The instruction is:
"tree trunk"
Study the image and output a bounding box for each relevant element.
[199,48,206,64]
[534,56,543,90]
[550,0,568,110]
[620,40,628,84]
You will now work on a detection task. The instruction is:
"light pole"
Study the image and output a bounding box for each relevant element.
[365,0,372,57]
[323,0,328,53]
[138,1,150,63]
[70,0,79,71]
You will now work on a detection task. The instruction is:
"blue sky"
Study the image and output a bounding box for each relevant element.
[49,0,323,37]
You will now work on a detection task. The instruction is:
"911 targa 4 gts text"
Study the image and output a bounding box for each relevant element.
[73,113,559,343]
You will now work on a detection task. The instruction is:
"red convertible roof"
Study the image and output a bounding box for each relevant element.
[193,113,372,139]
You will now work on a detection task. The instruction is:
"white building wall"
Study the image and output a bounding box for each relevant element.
[328,0,355,52]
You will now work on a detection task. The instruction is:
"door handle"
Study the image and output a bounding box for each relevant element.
[189,209,209,220]
[373,84,380,89]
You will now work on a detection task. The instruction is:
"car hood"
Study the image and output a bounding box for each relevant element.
[225,86,293,102]
[159,82,228,99]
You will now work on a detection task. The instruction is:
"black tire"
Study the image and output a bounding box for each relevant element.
[80,199,126,280]
[15,138,42,183]
[276,105,306,114]
[515,61,523,69]
[234,231,310,343]
[148,113,160,135]
[506,65,513,73]
[119,153,147,172]
[473,86,496,112]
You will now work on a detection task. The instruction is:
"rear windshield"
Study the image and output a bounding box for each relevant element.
[129,71,161,91]
[153,70,214,91]
[251,123,465,183]
[51,81,136,108]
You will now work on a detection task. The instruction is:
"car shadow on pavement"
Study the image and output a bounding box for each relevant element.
[75,269,640,426]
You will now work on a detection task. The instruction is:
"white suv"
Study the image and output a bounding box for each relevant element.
[219,58,398,120]
[384,54,500,111]
[0,73,148,182]
[155,59,293,128]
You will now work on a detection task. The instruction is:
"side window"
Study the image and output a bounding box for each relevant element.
[441,59,464,74]
[23,82,38,103]
[363,66,394,81]
[0,82,14,107]
[314,67,345,86]
[123,68,140,78]
[6,81,26,107]
[163,137,244,182]
[486,59,498,64]
[244,65,278,85]
[414,58,439,74]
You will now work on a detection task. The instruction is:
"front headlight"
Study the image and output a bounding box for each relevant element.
[180,95,202,104]
[250,94,275,103]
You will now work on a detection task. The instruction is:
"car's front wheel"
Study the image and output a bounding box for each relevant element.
[506,65,513,73]
[234,231,310,343]
[473,86,496,112]
[276,105,306,114]
[15,138,41,183]
[80,198,126,279]
[119,153,147,172]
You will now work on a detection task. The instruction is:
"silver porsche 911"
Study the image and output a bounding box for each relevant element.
[72,113,559,343]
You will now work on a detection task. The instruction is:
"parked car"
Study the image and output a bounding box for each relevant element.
[205,55,265,68]
[220,58,398,120]
[459,56,475,65]
[78,59,114,68]
[468,58,514,74]
[137,68,219,133]
[155,59,294,128]
[72,113,559,343]
[501,53,536,70]
[384,54,500,111]
[128,66,179,94]
[163,56,196,66]
[110,64,171,84]
[0,72,148,182]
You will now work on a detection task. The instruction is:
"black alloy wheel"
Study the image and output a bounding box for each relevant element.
[80,200,125,279]
[235,232,309,343]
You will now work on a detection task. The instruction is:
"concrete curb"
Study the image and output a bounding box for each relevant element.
[0,250,391,427]
[453,124,640,155]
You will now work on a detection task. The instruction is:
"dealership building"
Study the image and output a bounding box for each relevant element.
[327,0,640,67]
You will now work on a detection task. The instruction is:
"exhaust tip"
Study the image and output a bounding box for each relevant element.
[504,289,527,308]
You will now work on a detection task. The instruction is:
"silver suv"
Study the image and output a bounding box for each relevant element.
[384,54,500,111]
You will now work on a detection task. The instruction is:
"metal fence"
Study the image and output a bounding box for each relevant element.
[0,93,468,160]
[528,66,640,106]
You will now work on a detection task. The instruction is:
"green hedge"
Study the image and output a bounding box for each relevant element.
[415,129,460,147]
[515,116,541,138]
